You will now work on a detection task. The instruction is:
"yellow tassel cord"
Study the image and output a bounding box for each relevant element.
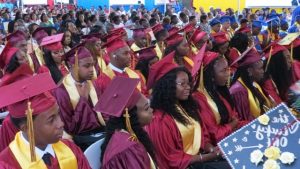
[99,49,103,73]
[291,42,294,62]
[265,46,273,72]
[146,33,151,47]
[26,101,36,162]
[160,41,165,58]
[197,63,204,92]
[123,108,138,142]
[73,49,79,81]
[227,67,231,88]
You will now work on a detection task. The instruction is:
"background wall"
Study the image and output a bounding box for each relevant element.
[193,0,246,12]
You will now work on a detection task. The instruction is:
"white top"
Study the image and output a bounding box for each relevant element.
[108,63,124,73]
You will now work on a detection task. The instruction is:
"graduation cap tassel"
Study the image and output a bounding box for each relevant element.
[265,46,273,72]
[26,101,36,162]
[99,49,103,73]
[197,63,204,92]
[124,108,138,142]
[291,42,294,62]
[73,49,79,81]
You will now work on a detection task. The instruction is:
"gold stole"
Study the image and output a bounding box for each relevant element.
[9,132,77,169]
[26,54,35,72]
[97,56,107,73]
[103,66,142,91]
[203,89,221,125]
[130,43,141,52]
[238,78,271,118]
[174,105,201,155]
[154,43,163,60]
[34,47,45,66]
[62,74,106,126]
[183,56,194,67]
[147,153,156,169]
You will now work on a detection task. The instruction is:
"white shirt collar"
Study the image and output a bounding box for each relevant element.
[108,63,124,73]
[21,132,55,158]
[69,74,86,86]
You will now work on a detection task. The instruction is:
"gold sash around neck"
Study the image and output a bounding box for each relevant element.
[9,132,78,169]
[62,74,105,126]
[203,89,221,125]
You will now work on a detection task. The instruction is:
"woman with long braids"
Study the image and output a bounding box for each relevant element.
[38,34,69,84]
[262,43,294,103]
[230,48,272,121]
[97,77,157,169]
[193,51,248,146]
[146,52,230,169]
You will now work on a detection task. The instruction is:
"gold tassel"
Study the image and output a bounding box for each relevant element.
[160,41,165,58]
[197,63,204,92]
[73,49,79,81]
[123,108,138,142]
[291,42,294,62]
[99,49,103,73]
[26,101,36,162]
[227,67,231,88]
[265,46,273,72]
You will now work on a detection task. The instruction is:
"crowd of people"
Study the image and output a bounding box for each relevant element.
[0,3,300,169]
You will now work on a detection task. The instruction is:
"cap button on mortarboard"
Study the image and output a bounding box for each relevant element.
[113,94,118,98]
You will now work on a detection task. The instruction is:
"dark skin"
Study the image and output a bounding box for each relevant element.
[110,46,132,70]
[175,38,190,65]
[136,95,153,126]
[252,27,262,36]
[134,36,147,48]
[247,60,264,83]
[21,104,64,150]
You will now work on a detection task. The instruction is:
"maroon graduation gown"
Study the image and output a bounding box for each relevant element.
[101,131,152,169]
[261,79,283,105]
[0,116,19,152]
[145,110,210,169]
[0,139,91,169]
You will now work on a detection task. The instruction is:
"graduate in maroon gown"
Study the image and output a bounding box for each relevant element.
[192,51,248,146]
[0,73,91,169]
[263,43,295,103]
[99,34,148,95]
[30,27,49,68]
[53,44,105,150]
[230,47,272,120]
[146,52,230,169]
[95,77,157,169]
[211,32,230,59]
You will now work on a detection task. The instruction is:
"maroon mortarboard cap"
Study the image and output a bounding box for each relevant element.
[5,30,26,46]
[190,28,207,44]
[94,76,141,117]
[202,51,219,67]
[0,64,33,87]
[102,35,128,54]
[266,43,287,59]
[0,73,57,118]
[151,23,164,34]
[132,28,147,38]
[32,27,48,45]
[0,46,19,69]
[168,27,180,36]
[147,51,179,89]
[134,45,157,61]
[109,27,127,35]
[192,43,207,77]
[165,31,184,46]
[211,32,228,44]
[181,23,195,34]
[65,43,92,64]
[40,33,63,51]
[233,47,262,67]
[236,26,251,34]
[81,33,102,43]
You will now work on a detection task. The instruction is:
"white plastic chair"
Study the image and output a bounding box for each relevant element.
[84,137,105,169]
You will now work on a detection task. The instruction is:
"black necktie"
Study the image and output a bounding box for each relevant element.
[42,153,52,166]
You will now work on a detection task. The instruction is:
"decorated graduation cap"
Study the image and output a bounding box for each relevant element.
[95,76,141,141]
[32,27,48,45]
[0,72,57,162]
[40,33,63,51]
[190,28,207,44]
[209,18,221,27]
[220,15,231,24]
[134,45,157,61]
[5,30,26,46]
[164,30,184,46]
[102,34,128,54]
[211,32,228,44]
[0,46,19,70]
[277,32,300,62]
[147,51,178,89]
[81,33,102,43]
[151,23,164,34]
[252,20,263,28]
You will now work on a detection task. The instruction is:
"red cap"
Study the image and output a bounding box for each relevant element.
[231,47,262,67]
[147,51,178,89]
[102,35,128,54]
[32,27,48,45]
[81,33,102,43]
[211,32,228,44]
[236,26,251,34]
[65,43,92,64]
[165,31,184,46]
[266,43,287,59]
[94,76,141,117]
[151,23,164,34]
[0,73,57,118]
[191,43,207,77]
[203,51,219,67]
[181,23,195,34]
[0,46,19,69]
[134,45,157,61]
[0,64,33,87]
[132,28,147,39]
[168,27,181,36]
[109,27,127,36]
[40,33,63,51]
[190,28,207,44]
[5,30,26,46]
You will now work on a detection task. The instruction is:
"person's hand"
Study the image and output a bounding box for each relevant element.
[76,83,90,99]
[229,117,239,130]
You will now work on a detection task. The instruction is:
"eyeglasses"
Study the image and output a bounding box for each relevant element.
[176,81,192,88]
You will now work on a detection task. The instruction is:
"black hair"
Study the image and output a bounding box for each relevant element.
[154,29,168,42]
[292,46,300,61]
[265,51,293,101]
[151,67,201,125]
[5,53,20,73]
[164,40,186,65]
[28,23,39,35]
[149,18,157,26]
[10,114,37,129]
[229,32,249,53]
[8,20,15,33]
[43,49,63,84]
[204,57,234,124]
[135,57,157,80]
[240,18,248,24]
[100,107,157,165]
[189,16,196,22]
[179,12,187,19]
[40,13,47,22]
[200,14,207,23]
